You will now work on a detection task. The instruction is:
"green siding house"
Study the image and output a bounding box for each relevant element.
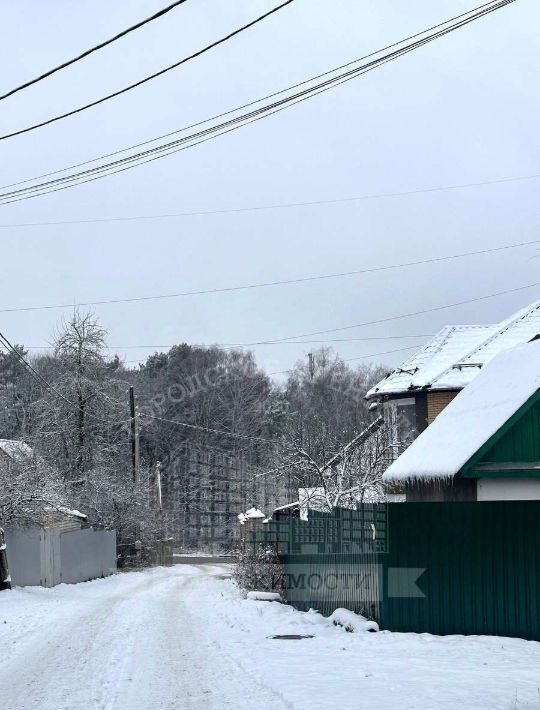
[383,339,540,501]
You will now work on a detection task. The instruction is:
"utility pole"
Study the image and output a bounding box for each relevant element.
[129,386,140,483]
[308,352,315,380]
[155,461,163,511]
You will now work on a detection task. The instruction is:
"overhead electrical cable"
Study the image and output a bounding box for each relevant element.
[344,345,423,363]
[0,0,192,102]
[0,0,515,204]
[115,282,531,356]
[136,344,430,439]
[22,334,434,350]
[121,343,424,366]
[0,0,507,190]
[0,0,512,202]
[0,237,535,316]
[139,412,278,444]
[0,0,510,190]
[1,171,540,228]
[6,282,538,367]
[0,0,294,141]
[0,331,133,427]
[262,281,540,344]
[0,332,77,408]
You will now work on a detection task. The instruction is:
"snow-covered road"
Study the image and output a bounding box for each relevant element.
[0,565,289,710]
[1,564,540,710]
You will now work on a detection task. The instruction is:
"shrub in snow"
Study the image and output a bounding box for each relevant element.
[233,544,285,599]
[329,608,379,633]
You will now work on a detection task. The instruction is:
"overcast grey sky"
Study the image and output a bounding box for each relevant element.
[0,0,538,377]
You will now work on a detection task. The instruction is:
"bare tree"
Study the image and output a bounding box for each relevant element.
[272,417,390,511]
[30,312,160,554]
[0,452,68,526]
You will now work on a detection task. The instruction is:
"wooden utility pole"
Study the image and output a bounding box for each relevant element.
[129,386,140,483]
[308,352,315,380]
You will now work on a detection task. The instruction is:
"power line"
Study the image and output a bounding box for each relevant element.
[344,345,422,363]
[136,343,426,440]
[117,343,428,366]
[117,334,435,348]
[0,0,509,191]
[264,281,540,343]
[0,331,132,426]
[0,1,294,141]
[139,412,278,444]
[266,345,426,376]
[1,0,513,200]
[0,332,74,407]
[0,237,535,316]
[2,172,539,229]
[0,0,514,204]
[0,343,423,418]
[21,335,434,351]
[59,342,429,366]
[0,1,191,102]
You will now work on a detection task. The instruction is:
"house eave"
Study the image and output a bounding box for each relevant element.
[382,471,457,485]
[462,463,540,479]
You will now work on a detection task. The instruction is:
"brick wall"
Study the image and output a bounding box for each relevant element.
[427,390,460,424]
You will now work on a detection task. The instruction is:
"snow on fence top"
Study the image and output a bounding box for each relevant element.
[366,300,540,399]
[382,339,540,483]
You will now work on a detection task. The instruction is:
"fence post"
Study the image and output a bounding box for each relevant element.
[0,528,11,590]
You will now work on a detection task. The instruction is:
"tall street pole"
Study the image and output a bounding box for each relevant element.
[129,386,140,483]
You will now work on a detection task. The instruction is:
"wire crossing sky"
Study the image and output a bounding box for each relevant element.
[0,0,536,376]
[0,0,514,203]
[0,0,295,142]
[0,0,192,102]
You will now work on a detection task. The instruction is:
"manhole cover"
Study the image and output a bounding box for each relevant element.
[269,634,315,640]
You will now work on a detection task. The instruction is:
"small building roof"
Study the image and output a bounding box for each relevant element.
[367,300,540,399]
[245,507,266,519]
[383,339,540,483]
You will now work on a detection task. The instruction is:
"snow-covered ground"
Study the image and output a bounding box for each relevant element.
[1,565,539,710]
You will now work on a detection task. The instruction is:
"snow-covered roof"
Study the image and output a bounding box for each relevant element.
[383,340,540,483]
[0,439,34,461]
[273,501,300,513]
[366,300,540,398]
[245,507,266,519]
[56,506,87,521]
[238,508,265,525]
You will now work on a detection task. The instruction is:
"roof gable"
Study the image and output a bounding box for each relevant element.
[383,340,540,483]
[462,395,540,476]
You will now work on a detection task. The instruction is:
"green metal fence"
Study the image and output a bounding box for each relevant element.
[248,501,540,640]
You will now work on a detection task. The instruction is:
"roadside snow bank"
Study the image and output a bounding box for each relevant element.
[246,591,282,602]
[184,572,540,710]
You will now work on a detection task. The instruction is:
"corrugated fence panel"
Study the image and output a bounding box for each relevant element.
[251,502,540,640]
[381,502,540,640]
